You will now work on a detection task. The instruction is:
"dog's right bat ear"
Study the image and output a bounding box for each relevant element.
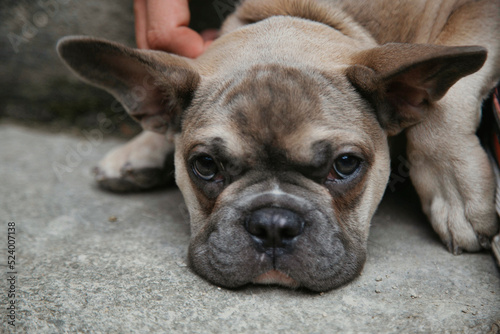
[57,36,200,133]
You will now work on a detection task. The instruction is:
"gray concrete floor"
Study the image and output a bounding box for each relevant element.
[1,124,499,333]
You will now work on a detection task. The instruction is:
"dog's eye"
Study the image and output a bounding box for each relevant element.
[193,155,219,181]
[328,155,361,180]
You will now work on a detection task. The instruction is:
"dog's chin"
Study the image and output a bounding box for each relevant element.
[252,270,300,288]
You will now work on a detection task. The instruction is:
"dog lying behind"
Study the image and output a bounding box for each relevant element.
[57,0,500,291]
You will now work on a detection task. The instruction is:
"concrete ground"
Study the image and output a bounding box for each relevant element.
[1,124,499,333]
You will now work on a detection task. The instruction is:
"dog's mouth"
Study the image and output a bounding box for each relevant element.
[252,270,300,288]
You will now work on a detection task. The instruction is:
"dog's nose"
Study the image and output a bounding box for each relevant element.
[245,208,304,252]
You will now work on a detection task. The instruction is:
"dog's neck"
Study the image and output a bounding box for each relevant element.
[221,0,375,46]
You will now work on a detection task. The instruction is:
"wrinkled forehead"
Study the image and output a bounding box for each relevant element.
[182,64,376,161]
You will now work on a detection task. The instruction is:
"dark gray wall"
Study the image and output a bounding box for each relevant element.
[0,0,236,135]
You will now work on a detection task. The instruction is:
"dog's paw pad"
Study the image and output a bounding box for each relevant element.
[92,165,171,192]
[119,165,170,188]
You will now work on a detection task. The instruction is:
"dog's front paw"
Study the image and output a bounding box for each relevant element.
[426,194,497,254]
[410,148,498,254]
[94,131,174,192]
[93,164,172,192]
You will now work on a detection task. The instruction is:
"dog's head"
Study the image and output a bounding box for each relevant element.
[58,14,486,291]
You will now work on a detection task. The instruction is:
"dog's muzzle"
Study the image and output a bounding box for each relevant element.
[188,184,365,291]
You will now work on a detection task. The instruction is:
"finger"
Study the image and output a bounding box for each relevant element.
[145,0,190,50]
[200,29,219,42]
[134,0,149,49]
[168,26,205,58]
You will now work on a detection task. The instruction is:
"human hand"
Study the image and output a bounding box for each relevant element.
[134,0,217,58]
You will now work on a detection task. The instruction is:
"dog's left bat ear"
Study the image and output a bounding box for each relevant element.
[57,36,200,133]
[346,43,487,135]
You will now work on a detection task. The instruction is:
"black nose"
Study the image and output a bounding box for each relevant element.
[245,208,304,252]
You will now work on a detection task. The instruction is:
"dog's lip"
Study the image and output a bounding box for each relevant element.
[252,270,300,288]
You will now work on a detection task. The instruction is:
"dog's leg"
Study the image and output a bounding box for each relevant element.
[406,75,498,254]
[93,131,175,192]
[405,0,500,254]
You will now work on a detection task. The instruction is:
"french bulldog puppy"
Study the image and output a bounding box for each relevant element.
[57,0,500,291]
